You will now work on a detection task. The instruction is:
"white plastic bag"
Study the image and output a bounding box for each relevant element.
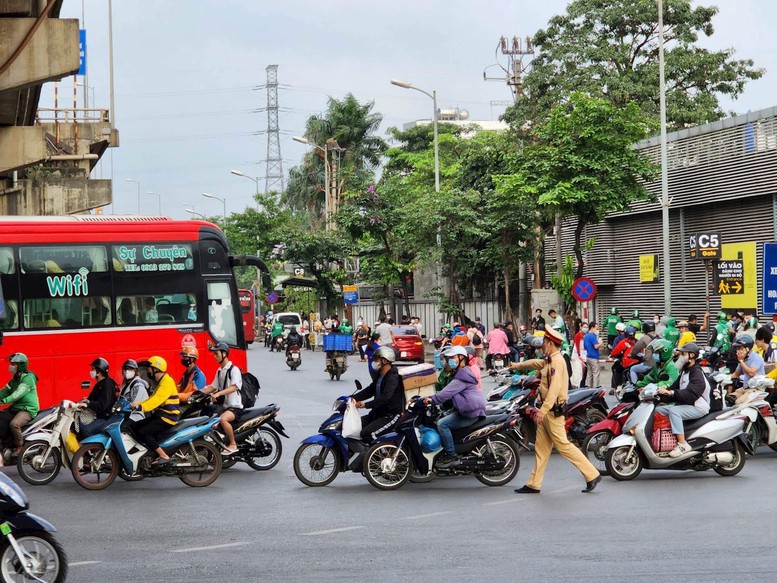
[570,357,584,388]
[342,399,363,439]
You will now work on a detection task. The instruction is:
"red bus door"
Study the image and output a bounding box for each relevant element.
[238,289,255,344]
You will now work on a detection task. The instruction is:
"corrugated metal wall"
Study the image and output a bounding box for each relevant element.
[544,106,777,337]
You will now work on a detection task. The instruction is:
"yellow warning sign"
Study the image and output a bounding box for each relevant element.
[639,254,659,283]
[720,242,757,309]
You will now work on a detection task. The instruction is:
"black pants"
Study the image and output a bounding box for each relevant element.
[360,411,400,443]
[130,416,171,451]
[611,361,624,388]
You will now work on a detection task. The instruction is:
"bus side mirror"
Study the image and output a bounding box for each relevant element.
[261,273,272,294]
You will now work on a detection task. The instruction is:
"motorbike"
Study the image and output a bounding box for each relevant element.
[263,325,272,348]
[16,400,83,486]
[286,345,302,371]
[490,353,510,372]
[184,391,288,471]
[604,384,758,480]
[564,386,609,446]
[70,397,223,490]
[0,472,67,582]
[487,374,539,403]
[717,374,777,453]
[0,406,57,466]
[271,334,285,352]
[325,351,348,381]
[293,387,400,487]
[581,384,640,474]
[361,397,521,490]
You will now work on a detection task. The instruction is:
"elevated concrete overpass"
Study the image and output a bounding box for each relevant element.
[0,0,117,214]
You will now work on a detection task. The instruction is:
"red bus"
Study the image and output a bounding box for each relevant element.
[238,289,256,344]
[0,217,268,408]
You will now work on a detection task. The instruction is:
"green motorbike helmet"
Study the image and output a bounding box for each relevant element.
[342,318,350,326]
[666,316,677,328]
[8,353,28,372]
[745,317,758,330]
[647,338,674,363]
[717,310,727,322]
[610,307,619,315]
[632,309,640,318]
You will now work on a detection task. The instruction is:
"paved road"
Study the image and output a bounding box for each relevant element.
[7,347,777,582]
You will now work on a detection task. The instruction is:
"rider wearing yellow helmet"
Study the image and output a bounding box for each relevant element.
[131,356,180,464]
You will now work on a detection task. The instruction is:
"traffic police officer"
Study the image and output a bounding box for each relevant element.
[509,327,602,494]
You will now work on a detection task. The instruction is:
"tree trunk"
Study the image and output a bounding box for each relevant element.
[533,225,545,289]
[501,231,514,326]
[574,220,586,279]
[448,256,460,315]
[399,270,411,319]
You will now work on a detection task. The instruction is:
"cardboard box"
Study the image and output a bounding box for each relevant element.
[399,363,437,389]
[404,384,436,400]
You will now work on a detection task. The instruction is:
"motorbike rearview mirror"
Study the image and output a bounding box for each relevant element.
[81,381,91,390]
[354,379,362,393]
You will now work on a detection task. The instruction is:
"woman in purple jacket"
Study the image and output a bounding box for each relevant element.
[424,346,487,468]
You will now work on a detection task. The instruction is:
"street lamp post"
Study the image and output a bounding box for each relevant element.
[390,79,439,193]
[147,191,161,215]
[658,0,671,315]
[185,208,206,219]
[230,170,260,209]
[125,178,140,214]
[293,136,330,225]
[202,192,226,221]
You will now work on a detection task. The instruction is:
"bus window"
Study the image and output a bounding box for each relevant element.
[116,294,198,326]
[20,246,109,274]
[0,248,16,330]
[207,282,237,345]
[23,297,112,329]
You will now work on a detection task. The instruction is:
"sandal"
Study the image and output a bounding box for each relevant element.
[221,447,238,456]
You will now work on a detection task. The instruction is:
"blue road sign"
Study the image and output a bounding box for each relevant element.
[762,243,777,315]
[78,29,87,76]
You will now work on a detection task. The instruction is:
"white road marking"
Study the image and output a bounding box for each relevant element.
[483,498,527,506]
[70,561,102,567]
[401,511,452,520]
[547,485,580,495]
[301,526,366,536]
[171,541,252,553]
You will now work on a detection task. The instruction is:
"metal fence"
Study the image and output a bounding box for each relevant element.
[352,299,504,337]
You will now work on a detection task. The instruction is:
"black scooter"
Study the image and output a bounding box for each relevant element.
[0,472,67,582]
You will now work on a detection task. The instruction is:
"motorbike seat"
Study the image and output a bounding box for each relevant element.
[158,416,210,439]
[449,413,510,440]
[682,407,735,432]
[566,388,599,406]
[237,404,276,422]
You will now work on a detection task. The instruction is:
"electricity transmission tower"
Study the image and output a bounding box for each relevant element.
[483,36,534,101]
[264,64,284,194]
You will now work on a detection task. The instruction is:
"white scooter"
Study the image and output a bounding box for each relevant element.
[604,384,759,481]
[718,374,777,453]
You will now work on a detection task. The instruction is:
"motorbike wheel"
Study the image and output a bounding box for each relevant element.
[244,428,282,471]
[178,440,222,487]
[585,409,608,425]
[581,430,614,475]
[17,442,61,486]
[604,444,644,481]
[745,423,761,453]
[363,443,411,491]
[329,373,335,381]
[0,530,68,583]
[474,436,521,487]
[71,443,119,491]
[293,443,340,487]
[408,469,437,483]
[714,440,746,477]
[335,370,342,381]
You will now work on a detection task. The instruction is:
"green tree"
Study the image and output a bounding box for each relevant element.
[505,0,763,130]
[284,94,387,219]
[497,93,657,279]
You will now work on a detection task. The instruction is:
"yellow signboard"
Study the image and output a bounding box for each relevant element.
[639,254,659,283]
[720,242,757,310]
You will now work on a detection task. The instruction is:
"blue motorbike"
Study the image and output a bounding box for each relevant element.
[70,397,223,490]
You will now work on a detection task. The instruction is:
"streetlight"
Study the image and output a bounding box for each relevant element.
[76,81,95,111]
[230,170,260,209]
[390,79,439,193]
[185,208,206,219]
[125,178,140,214]
[202,192,226,220]
[293,136,330,224]
[147,191,161,215]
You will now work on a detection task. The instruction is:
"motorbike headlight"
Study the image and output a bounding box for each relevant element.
[324,420,342,432]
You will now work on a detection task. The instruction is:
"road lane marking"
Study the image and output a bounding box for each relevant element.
[401,511,452,520]
[70,561,102,567]
[484,498,526,506]
[301,526,366,536]
[171,541,252,553]
[547,485,580,495]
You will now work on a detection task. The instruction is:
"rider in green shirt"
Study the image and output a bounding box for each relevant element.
[339,319,354,336]
[636,339,680,390]
[662,317,681,347]
[604,307,622,350]
[0,353,39,456]
[713,311,732,352]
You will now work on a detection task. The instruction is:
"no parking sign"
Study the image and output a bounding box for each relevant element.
[571,277,597,303]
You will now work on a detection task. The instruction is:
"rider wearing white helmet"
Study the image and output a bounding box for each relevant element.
[352,346,405,442]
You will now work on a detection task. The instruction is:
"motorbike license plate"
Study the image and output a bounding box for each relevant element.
[292,353,300,360]
[400,351,408,358]
[0,523,10,536]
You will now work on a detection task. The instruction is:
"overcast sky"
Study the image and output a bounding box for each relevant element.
[47,0,777,219]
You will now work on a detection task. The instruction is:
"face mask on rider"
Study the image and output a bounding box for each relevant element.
[8,365,17,375]
[581,327,589,333]
[123,369,136,380]
[181,358,192,367]
[89,369,97,380]
[447,358,458,369]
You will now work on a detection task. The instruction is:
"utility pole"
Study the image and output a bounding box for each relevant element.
[264,65,284,195]
[658,0,672,316]
[484,35,535,326]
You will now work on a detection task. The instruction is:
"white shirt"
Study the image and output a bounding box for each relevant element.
[376,322,393,346]
[211,360,243,409]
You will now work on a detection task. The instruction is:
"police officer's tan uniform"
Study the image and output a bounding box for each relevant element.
[512,328,600,491]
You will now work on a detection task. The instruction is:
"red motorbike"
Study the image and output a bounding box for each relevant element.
[580,384,640,474]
